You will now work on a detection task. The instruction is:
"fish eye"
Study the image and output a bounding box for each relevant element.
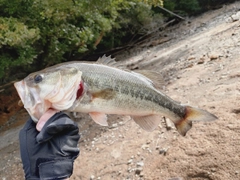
[34,74,43,83]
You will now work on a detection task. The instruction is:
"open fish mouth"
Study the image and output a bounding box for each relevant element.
[14,80,49,122]
[15,81,36,108]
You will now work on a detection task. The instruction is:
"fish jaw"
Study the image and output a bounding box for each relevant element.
[14,80,40,109]
[14,81,25,106]
[14,80,51,122]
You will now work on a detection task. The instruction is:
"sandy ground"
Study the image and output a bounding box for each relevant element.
[1,2,240,180]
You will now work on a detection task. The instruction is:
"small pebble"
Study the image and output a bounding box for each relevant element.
[208,52,219,60]
[139,172,144,177]
[137,161,144,167]
[159,148,168,155]
[135,167,143,175]
[211,168,216,172]
[112,123,118,128]
[127,159,133,164]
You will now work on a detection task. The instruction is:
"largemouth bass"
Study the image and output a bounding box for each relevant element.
[14,55,217,136]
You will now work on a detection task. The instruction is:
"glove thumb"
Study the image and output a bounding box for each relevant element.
[36,112,77,143]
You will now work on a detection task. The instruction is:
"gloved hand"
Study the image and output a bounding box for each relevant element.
[19,112,80,180]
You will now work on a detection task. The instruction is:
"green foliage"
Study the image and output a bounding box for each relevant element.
[0,0,165,83]
[163,0,200,16]
[197,0,236,11]
[100,2,164,49]
[0,17,39,79]
[0,0,227,83]
[143,0,164,6]
[178,0,201,15]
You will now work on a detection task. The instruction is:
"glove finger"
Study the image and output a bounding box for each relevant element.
[36,109,59,131]
[46,118,78,134]
[36,113,78,143]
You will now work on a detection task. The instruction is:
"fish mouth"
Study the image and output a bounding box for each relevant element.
[14,81,26,107]
[14,81,37,108]
[14,80,50,122]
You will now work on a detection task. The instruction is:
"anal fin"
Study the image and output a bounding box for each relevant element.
[132,115,161,132]
[89,112,108,126]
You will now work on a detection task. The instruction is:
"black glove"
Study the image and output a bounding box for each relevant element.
[19,112,80,180]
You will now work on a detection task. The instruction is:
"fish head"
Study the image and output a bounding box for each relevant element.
[14,66,82,122]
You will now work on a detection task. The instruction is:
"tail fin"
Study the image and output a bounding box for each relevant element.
[175,106,218,136]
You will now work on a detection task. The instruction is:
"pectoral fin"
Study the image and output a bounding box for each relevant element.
[132,115,161,132]
[89,112,108,126]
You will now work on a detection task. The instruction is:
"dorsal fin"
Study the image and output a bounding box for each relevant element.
[132,70,165,90]
[96,55,125,69]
